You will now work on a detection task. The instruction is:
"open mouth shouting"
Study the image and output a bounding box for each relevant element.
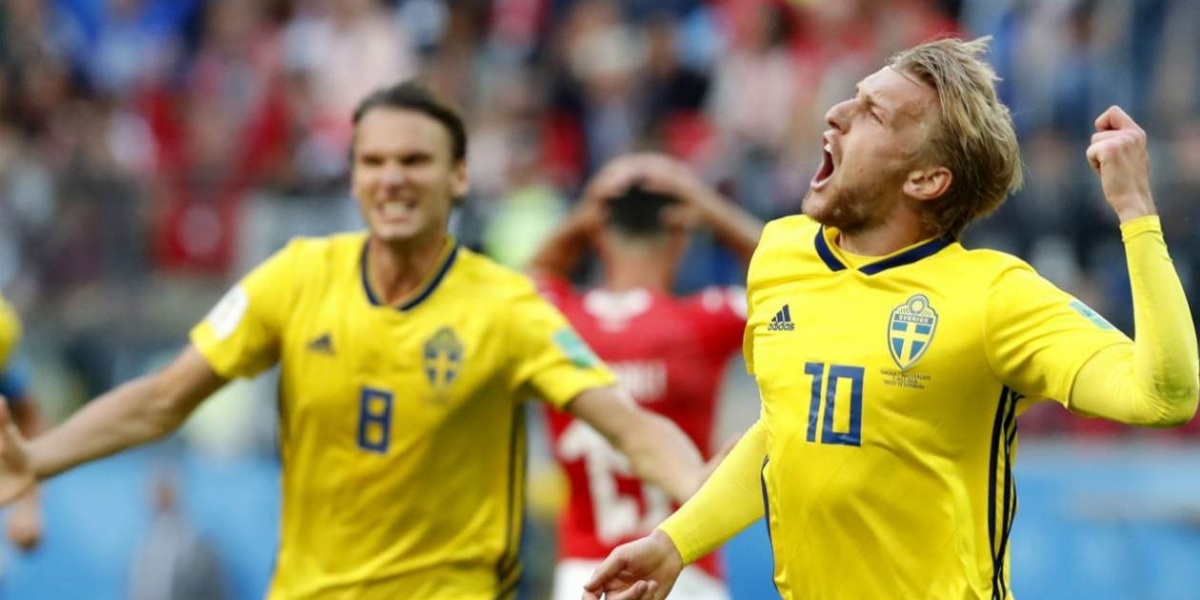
[811,134,837,191]
[378,198,417,223]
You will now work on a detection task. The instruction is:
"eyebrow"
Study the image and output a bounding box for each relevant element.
[855,85,892,120]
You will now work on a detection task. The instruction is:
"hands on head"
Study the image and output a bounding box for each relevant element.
[578,153,708,232]
[581,529,685,600]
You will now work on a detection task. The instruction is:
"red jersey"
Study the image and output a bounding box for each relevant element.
[536,274,746,576]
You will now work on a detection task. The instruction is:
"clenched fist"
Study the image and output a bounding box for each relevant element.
[1085,106,1157,223]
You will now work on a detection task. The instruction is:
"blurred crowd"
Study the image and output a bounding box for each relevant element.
[1,0,1198,439]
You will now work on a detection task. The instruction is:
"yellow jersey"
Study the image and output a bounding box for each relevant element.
[0,294,29,402]
[746,216,1129,600]
[0,295,18,369]
[190,233,616,600]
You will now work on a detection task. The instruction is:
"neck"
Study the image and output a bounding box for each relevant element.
[603,254,673,293]
[367,231,449,306]
[835,207,932,256]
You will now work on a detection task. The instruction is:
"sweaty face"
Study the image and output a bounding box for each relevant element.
[351,108,468,248]
[803,67,939,233]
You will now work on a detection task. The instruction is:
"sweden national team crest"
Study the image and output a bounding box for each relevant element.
[888,294,938,370]
[423,327,463,389]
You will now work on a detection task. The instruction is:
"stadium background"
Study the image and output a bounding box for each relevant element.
[3,0,1200,598]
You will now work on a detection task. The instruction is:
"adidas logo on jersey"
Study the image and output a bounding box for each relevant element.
[307,333,335,355]
[767,304,795,331]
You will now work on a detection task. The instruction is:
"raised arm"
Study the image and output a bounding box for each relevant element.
[526,158,638,279]
[1069,106,1199,423]
[0,345,227,504]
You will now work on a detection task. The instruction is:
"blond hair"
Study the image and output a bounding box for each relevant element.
[889,37,1023,239]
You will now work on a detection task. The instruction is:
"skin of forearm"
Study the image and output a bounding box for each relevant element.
[687,185,763,264]
[28,375,189,480]
[10,399,48,438]
[615,412,705,502]
[528,215,591,277]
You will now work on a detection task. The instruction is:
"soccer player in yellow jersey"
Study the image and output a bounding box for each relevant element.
[0,295,48,552]
[0,81,713,600]
[583,37,1200,600]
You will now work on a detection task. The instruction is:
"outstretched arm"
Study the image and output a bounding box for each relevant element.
[567,386,705,503]
[0,345,227,504]
[1069,106,1198,424]
[583,419,768,600]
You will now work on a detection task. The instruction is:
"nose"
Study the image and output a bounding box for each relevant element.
[825,98,853,133]
[380,162,407,188]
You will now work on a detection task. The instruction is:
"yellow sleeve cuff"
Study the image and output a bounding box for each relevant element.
[1119,215,1162,240]
[658,420,768,564]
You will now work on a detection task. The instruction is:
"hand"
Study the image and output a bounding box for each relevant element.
[6,498,42,552]
[0,398,36,506]
[1085,106,1156,223]
[582,529,684,600]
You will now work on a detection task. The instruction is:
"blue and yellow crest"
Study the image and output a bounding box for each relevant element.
[888,294,937,370]
[423,327,463,389]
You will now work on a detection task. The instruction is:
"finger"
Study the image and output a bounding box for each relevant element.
[0,398,14,447]
[660,205,696,230]
[1085,144,1102,173]
[645,580,660,599]
[1090,130,1125,146]
[607,581,649,600]
[584,557,628,592]
[1095,105,1138,132]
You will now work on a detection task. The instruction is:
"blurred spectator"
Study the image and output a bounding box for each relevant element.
[128,470,228,600]
[282,0,417,152]
[0,0,1195,450]
[639,13,712,161]
[146,0,286,273]
[707,0,801,218]
[74,0,198,97]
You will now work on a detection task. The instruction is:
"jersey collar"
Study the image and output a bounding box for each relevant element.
[814,226,952,275]
[361,235,460,311]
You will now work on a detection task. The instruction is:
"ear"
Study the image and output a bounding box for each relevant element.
[903,166,952,202]
[451,160,470,200]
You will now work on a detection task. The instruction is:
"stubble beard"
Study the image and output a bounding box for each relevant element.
[802,179,887,235]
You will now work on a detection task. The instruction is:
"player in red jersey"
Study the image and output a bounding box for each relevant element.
[528,154,763,600]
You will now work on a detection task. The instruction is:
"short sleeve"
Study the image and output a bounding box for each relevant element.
[190,241,300,379]
[506,287,617,408]
[0,296,20,369]
[0,297,29,403]
[985,262,1131,404]
[0,354,31,403]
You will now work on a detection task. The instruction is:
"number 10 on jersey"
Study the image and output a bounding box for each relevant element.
[803,362,865,447]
